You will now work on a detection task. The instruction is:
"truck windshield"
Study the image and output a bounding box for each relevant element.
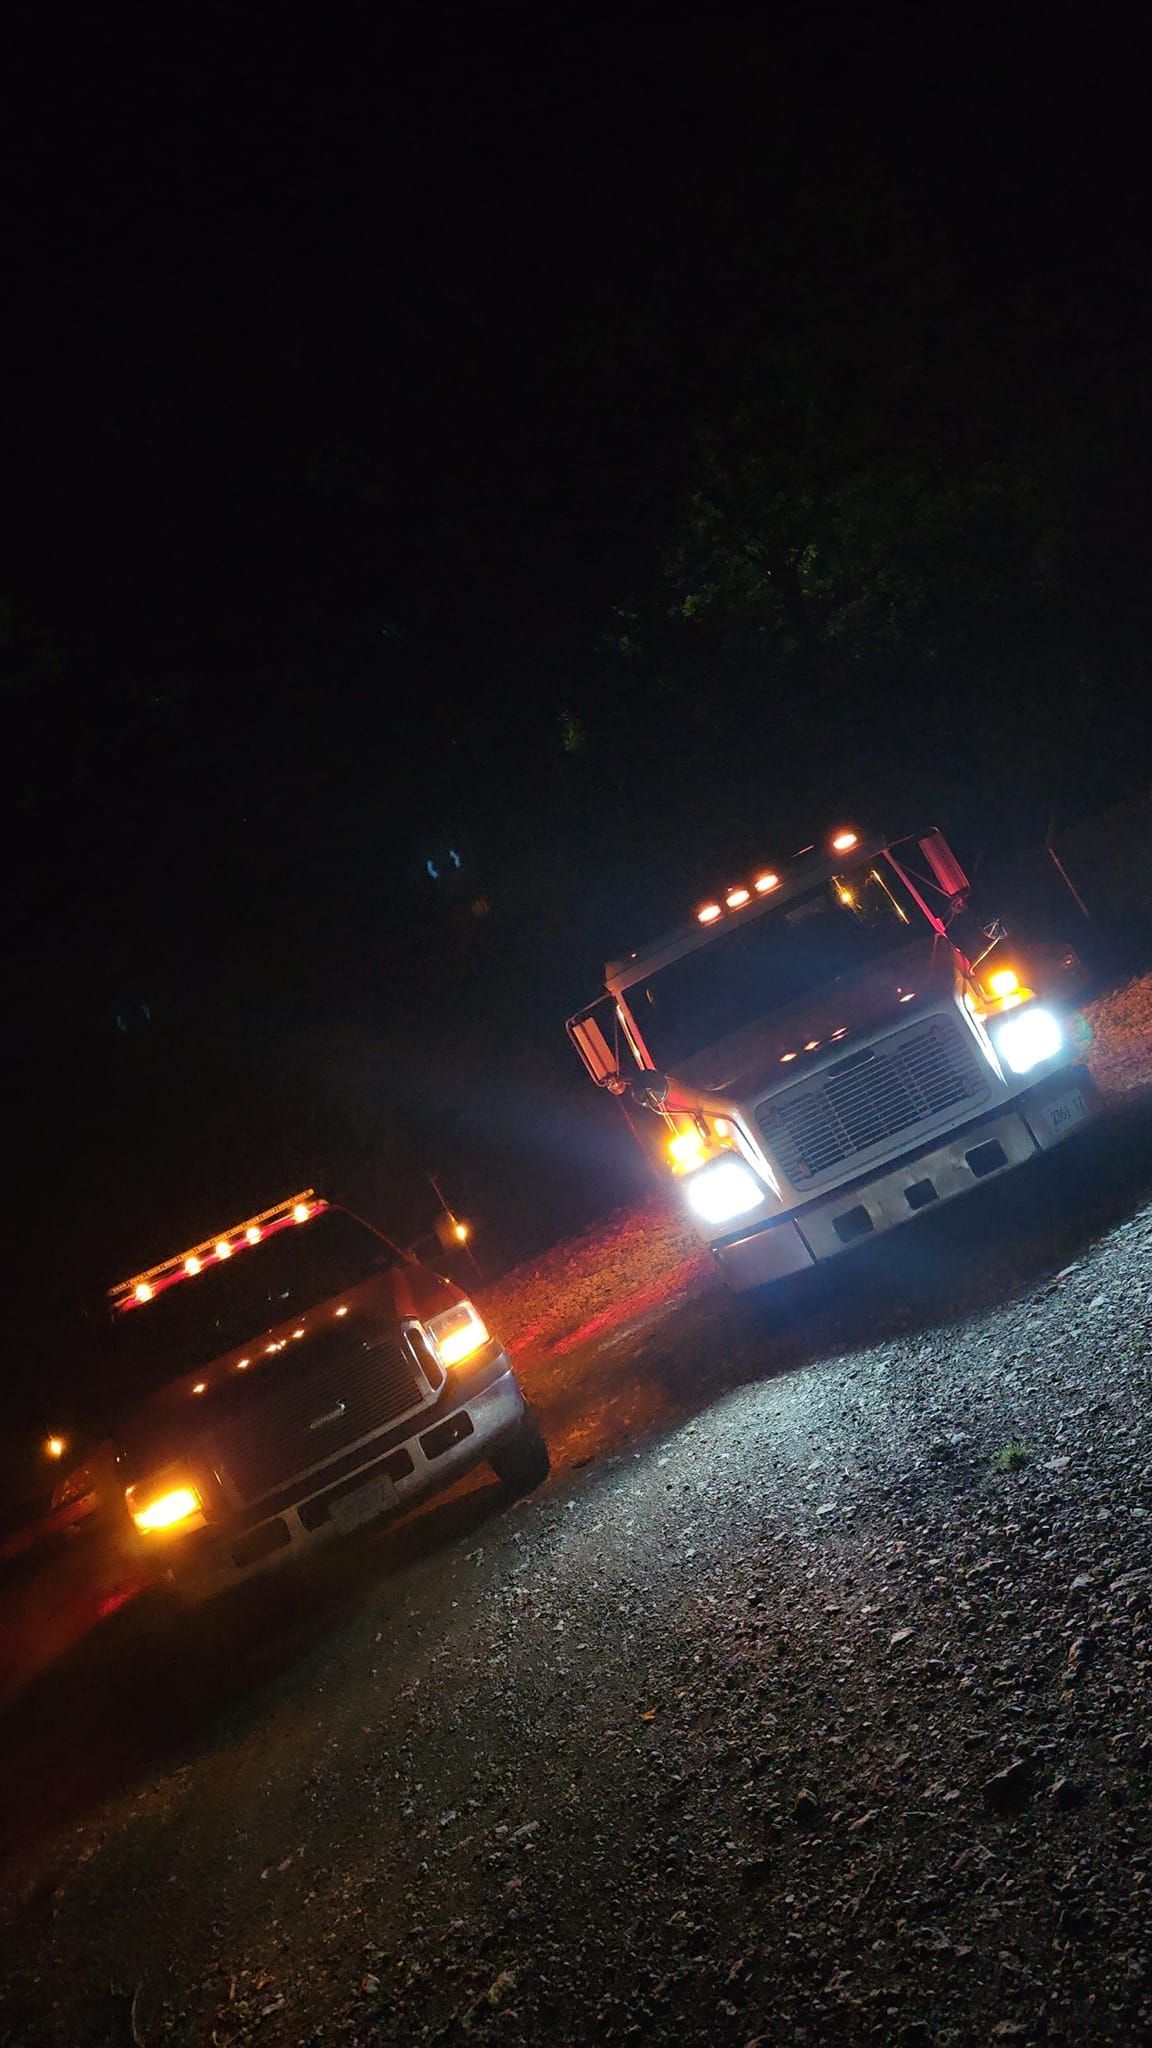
[109,1209,394,1394]
[626,862,919,1069]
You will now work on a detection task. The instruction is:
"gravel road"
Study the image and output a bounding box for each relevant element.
[2,1080,1152,2044]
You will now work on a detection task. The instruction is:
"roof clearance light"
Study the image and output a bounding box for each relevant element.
[781,1051,797,1063]
[192,1382,207,1395]
[697,904,722,925]
[832,829,859,852]
[754,872,780,894]
[236,1358,250,1370]
[988,967,1019,999]
[46,1435,66,1460]
[804,1040,820,1052]
[185,1256,202,1276]
[135,1282,153,1304]
[335,1306,348,1318]
[246,1225,262,1244]
[293,1202,311,1223]
[900,991,916,1003]
[215,1240,232,1260]
[725,887,750,909]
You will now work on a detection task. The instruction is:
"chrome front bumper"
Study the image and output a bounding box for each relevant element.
[713,1066,1100,1292]
[164,1354,526,1603]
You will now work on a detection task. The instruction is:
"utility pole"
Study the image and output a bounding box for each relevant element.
[1045,813,1092,921]
[428,1173,484,1285]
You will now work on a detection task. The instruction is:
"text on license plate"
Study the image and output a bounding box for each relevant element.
[1042,1088,1089,1138]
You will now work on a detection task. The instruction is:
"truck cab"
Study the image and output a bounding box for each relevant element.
[569,827,1096,1292]
[88,1191,547,1602]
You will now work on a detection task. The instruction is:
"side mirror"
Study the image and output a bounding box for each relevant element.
[567,1001,623,1090]
[918,828,970,908]
[630,1071,669,1111]
[889,827,971,932]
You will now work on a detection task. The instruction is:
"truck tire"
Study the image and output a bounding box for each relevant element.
[489,1409,550,1495]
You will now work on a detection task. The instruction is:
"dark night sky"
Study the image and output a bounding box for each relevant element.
[2,5,1152,1466]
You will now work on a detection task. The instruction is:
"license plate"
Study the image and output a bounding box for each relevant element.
[1042,1087,1089,1139]
[329,1474,398,1535]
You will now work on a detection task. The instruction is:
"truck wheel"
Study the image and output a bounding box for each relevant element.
[489,1410,550,1495]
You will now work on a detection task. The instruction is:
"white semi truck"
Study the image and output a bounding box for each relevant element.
[569,825,1097,1291]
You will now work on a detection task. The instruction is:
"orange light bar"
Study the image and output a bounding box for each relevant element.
[831,829,858,853]
[697,903,722,925]
[110,1190,326,1310]
[725,887,750,909]
[754,872,780,894]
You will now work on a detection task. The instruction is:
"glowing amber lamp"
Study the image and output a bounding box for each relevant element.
[130,1485,201,1533]
[987,967,1019,999]
[725,887,750,909]
[46,1435,66,1460]
[831,829,858,852]
[754,872,780,894]
[697,903,722,925]
[668,1128,707,1172]
[428,1302,490,1368]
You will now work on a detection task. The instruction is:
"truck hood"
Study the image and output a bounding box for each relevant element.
[670,938,957,1106]
[112,1259,465,1478]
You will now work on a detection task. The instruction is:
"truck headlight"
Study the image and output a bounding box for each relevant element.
[424,1300,490,1368]
[991,1003,1064,1075]
[685,1158,766,1225]
[126,1471,204,1533]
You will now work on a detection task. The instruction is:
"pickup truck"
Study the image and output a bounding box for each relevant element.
[88,1191,547,1603]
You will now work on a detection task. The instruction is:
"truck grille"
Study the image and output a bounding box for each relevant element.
[213,1326,426,1505]
[756,1013,989,1189]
